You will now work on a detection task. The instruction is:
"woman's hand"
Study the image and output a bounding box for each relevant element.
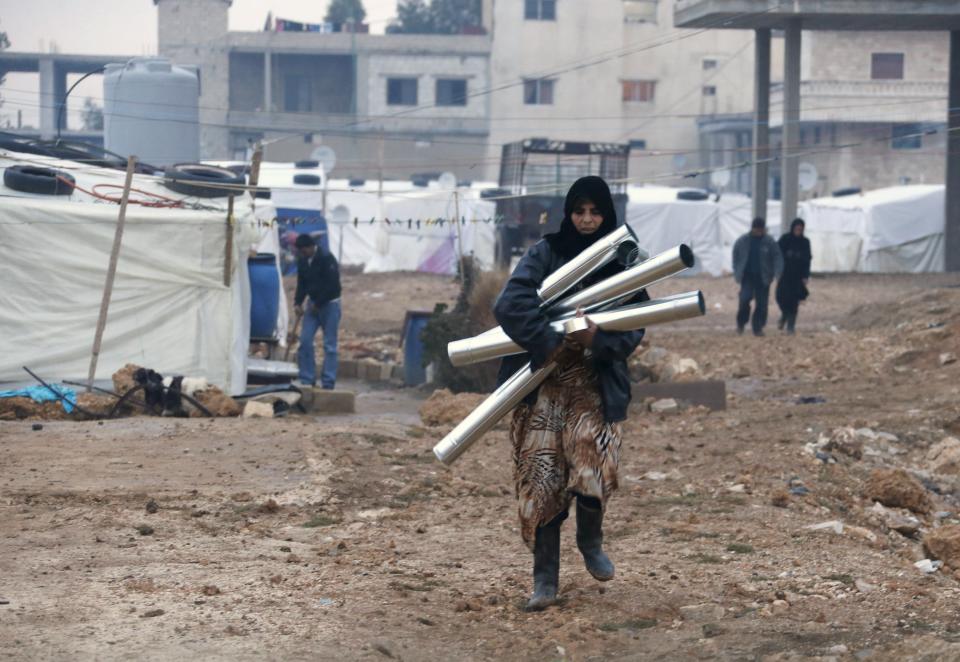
[566,308,598,348]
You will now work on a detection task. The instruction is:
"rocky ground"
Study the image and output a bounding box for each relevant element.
[3,271,960,661]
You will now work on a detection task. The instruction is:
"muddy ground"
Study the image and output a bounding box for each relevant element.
[4,271,960,661]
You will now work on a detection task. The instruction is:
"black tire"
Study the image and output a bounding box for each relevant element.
[3,165,76,195]
[0,133,52,157]
[480,188,510,199]
[293,173,321,186]
[163,163,246,198]
[676,189,709,201]
[832,187,861,197]
[295,159,319,169]
[46,139,127,170]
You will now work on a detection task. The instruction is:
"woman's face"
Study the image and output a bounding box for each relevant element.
[571,198,603,235]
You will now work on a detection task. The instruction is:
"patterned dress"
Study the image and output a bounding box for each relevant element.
[510,346,622,549]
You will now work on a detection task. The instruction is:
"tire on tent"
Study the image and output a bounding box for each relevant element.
[3,165,76,195]
[676,189,710,201]
[163,163,245,198]
[832,187,861,197]
[293,174,321,186]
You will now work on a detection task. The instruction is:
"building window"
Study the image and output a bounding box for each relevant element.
[524,78,555,105]
[702,85,717,96]
[702,58,718,70]
[629,139,647,150]
[387,77,418,106]
[872,53,904,80]
[892,123,922,149]
[283,75,313,112]
[436,78,468,107]
[622,80,656,102]
[624,0,657,23]
[525,0,556,20]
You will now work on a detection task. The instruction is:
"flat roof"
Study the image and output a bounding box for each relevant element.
[0,52,133,74]
[674,0,960,30]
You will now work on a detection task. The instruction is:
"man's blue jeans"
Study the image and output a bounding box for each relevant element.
[297,299,340,389]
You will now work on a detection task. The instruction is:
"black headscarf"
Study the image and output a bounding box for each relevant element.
[545,176,618,260]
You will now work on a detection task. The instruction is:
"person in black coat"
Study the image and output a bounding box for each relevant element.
[493,176,648,611]
[775,218,812,334]
[293,234,342,388]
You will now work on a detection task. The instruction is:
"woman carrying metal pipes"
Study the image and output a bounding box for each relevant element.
[493,176,648,611]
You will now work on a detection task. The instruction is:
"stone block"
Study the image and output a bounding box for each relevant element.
[301,388,355,415]
[338,359,358,379]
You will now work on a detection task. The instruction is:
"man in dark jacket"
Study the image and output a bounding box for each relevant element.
[732,217,783,336]
[294,233,342,389]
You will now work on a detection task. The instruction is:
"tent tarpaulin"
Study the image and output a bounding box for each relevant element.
[0,152,259,394]
[799,185,944,273]
[625,186,725,276]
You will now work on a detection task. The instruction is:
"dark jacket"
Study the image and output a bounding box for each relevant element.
[493,239,648,423]
[294,251,341,308]
[776,230,812,307]
[732,232,783,286]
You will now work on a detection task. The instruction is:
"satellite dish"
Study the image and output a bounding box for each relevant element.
[799,162,818,192]
[438,171,458,190]
[331,204,350,226]
[311,145,337,174]
[710,168,731,189]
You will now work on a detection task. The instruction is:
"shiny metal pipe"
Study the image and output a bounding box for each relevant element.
[448,245,696,366]
[432,361,556,465]
[537,224,643,307]
[447,290,705,367]
[551,244,695,315]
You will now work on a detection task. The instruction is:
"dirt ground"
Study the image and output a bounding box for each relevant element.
[5,271,960,661]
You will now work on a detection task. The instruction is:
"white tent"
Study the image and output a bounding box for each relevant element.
[624,186,725,276]
[324,180,498,274]
[0,150,260,393]
[799,185,944,273]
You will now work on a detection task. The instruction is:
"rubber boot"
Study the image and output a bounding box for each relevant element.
[575,498,615,581]
[526,521,561,611]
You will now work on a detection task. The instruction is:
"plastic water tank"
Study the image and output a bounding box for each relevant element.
[248,254,281,339]
[103,57,199,166]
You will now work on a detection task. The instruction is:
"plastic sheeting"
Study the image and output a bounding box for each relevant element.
[318,181,497,274]
[624,186,725,276]
[799,185,944,273]
[0,163,259,394]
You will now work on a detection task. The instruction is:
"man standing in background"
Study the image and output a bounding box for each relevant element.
[294,234,342,389]
[732,218,783,337]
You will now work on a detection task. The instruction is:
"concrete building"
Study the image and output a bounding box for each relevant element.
[152,0,492,181]
[701,29,949,198]
[487,0,761,187]
[675,0,960,271]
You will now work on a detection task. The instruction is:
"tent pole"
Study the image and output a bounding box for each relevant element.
[224,195,235,287]
[86,155,137,393]
[454,189,465,285]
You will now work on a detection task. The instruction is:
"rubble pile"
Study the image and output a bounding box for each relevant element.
[419,388,488,427]
[629,345,704,383]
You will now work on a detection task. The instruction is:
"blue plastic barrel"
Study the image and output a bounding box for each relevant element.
[401,310,433,386]
[249,253,280,339]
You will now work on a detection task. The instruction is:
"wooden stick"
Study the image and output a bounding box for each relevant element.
[249,145,263,192]
[223,195,235,287]
[453,189,465,285]
[86,155,137,393]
